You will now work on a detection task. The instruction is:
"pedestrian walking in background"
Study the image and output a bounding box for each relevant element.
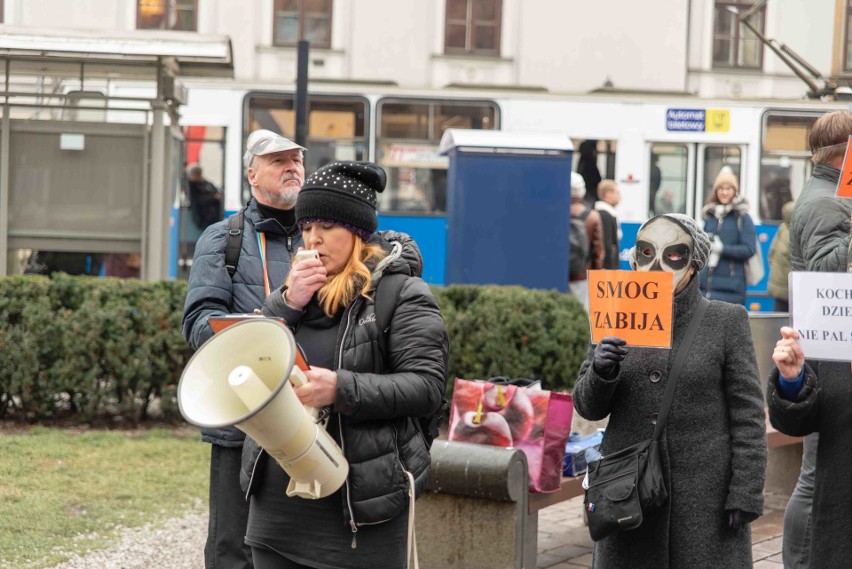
[783,110,852,569]
[595,179,622,270]
[182,129,308,569]
[243,161,449,569]
[568,172,604,311]
[699,171,757,305]
[767,200,795,312]
[573,213,767,569]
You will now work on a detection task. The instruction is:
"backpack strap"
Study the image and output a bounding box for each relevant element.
[225,206,246,278]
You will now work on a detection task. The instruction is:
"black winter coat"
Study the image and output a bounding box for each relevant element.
[767,361,852,568]
[241,231,449,526]
[181,198,303,446]
[574,276,766,569]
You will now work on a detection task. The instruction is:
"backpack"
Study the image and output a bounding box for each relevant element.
[225,222,446,449]
[569,208,592,278]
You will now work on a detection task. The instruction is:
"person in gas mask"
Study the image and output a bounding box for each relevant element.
[572,213,767,569]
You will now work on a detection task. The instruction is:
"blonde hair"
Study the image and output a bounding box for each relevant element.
[288,239,388,317]
[597,179,618,200]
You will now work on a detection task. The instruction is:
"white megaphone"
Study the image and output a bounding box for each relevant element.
[178,319,348,499]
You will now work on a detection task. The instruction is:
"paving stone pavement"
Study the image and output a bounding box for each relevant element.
[536,495,786,568]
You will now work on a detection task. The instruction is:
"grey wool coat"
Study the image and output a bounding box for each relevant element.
[573,276,767,569]
[767,361,852,568]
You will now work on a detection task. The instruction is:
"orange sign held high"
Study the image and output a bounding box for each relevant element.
[587,270,674,348]
[836,135,852,199]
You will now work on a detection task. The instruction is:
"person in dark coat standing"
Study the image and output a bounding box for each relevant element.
[573,213,767,569]
[182,129,308,569]
[699,171,757,305]
[783,110,852,569]
[767,326,852,569]
[577,139,602,210]
[241,161,449,569]
[594,179,622,270]
[187,164,223,230]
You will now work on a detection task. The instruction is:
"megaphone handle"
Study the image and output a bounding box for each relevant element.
[290,366,308,388]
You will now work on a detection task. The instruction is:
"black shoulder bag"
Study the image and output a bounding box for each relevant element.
[584,297,709,542]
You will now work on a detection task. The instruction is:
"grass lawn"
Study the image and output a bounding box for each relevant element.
[0,425,208,569]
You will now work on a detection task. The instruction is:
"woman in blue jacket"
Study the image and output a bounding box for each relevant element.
[699,171,757,305]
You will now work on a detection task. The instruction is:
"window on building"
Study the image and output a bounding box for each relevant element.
[137,0,197,31]
[712,1,764,69]
[444,0,501,56]
[273,0,332,48]
[845,0,852,71]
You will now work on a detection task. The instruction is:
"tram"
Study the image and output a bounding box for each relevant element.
[174,83,846,310]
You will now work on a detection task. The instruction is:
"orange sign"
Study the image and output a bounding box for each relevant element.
[836,135,852,198]
[587,270,675,348]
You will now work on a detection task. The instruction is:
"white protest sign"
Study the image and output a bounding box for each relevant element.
[789,271,852,361]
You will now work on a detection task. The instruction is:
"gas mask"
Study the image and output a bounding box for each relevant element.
[633,216,695,291]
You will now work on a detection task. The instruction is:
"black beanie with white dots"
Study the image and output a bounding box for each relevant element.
[296,161,386,240]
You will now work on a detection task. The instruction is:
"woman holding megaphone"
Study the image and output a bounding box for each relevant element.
[240,161,449,569]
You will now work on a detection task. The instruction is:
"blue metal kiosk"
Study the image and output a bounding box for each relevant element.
[438,129,574,292]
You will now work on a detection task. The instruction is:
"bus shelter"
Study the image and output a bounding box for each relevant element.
[439,129,574,292]
[0,26,233,280]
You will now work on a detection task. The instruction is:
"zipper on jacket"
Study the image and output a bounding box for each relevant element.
[337,305,358,548]
[287,235,292,251]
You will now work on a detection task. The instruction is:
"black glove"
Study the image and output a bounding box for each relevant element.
[592,336,628,378]
[727,509,743,536]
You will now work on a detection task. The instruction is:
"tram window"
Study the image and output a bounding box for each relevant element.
[573,139,617,207]
[377,98,498,213]
[701,146,741,205]
[649,144,688,216]
[244,94,368,202]
[759,113,818,222]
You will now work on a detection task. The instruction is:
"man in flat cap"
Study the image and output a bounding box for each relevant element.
[182,129,308,569]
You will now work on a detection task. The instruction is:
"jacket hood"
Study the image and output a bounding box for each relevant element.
[781,201,795,224]
[371,230,423,280]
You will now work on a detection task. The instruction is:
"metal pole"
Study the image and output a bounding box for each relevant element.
[0,59,10,276]
[294,40,309,147]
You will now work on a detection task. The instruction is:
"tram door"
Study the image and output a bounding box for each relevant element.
[647,142,745,222]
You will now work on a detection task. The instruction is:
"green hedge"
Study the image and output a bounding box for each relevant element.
[0,275,589,423]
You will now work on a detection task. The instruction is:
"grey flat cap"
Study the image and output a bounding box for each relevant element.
[243,129,306,168]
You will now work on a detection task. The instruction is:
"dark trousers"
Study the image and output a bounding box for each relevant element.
[206,444,253,569]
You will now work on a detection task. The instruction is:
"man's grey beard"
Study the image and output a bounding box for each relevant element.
[254,185,299,208]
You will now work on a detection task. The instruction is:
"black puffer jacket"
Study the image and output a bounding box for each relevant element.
[181,198,303,446]
[241,231,449,526]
